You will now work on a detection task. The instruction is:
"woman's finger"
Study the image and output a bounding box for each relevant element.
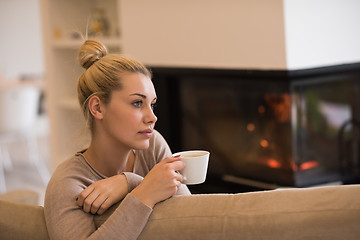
[174,171,184,182]
[90,193,109,215]
[160,155,181,164]
[96,197,113,215]
[82,190,101,213]
[77,186,94,207]
[171,160,186,171]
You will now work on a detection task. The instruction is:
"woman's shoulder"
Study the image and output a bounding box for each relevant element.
[50,154,88,180]
[150,129,167,147]
[140,130,172,162]
[46,153,101,195]
[152,130,171,149]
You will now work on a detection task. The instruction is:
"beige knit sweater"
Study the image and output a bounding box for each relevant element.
[44,130,190,240]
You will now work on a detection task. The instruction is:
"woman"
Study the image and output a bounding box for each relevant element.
[44,40,190,240]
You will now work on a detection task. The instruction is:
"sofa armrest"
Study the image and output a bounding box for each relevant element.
[0,200,49,240]
[0,189,39,205]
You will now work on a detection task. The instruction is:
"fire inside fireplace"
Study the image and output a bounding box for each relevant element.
[152,65,360,188]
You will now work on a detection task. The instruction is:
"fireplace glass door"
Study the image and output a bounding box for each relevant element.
[177,74,359,187]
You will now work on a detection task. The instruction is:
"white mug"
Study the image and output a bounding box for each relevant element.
[173,150,210,185]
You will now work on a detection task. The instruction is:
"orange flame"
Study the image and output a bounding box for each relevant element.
[260,139,269,148]
[267,158,282,168]
[300,161,319,170]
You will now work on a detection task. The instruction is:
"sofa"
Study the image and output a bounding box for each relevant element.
[1,184,360,240]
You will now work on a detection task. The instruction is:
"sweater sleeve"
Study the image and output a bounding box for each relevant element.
[122,172,143,192]
[152,130,173,163]
[45,166,152,240]
[88,193,152,240]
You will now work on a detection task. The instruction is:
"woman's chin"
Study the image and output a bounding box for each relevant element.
[133,140,150,150]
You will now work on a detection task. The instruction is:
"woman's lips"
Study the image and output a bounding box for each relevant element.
[139,129,153,138]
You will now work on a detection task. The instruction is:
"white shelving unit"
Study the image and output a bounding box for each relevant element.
[40,0,122,170]
[52,37,122,49]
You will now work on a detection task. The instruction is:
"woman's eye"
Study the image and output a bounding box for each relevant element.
[132,100,142,108]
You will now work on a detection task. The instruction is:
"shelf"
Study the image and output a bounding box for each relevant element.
[42,0,121,170]
[52,37,122,49]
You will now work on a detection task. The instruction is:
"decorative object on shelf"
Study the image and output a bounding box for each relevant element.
[70,31,82,40]
[89,8,110,37]
[53,27,62,40]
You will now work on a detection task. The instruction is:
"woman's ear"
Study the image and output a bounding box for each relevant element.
[88,95,104,120]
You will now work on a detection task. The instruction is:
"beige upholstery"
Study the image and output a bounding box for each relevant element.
[1,185,360,240]
[0,199,49,240]
[0,189,39,205]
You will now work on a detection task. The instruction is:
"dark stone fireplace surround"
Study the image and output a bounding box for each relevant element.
[150,63,360,194]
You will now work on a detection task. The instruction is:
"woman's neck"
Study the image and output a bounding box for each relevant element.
[83,136,135,177]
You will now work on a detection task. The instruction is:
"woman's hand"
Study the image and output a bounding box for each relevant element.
[131,156,185,208]
[76,174,128,215]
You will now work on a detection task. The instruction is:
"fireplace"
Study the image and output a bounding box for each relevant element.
[151,64,360,189]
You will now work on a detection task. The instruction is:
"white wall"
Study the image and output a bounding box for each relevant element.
[121,0,287,70]
[0,0,44,80]
[121,0,360,70]
[284,0,360,70]
[1,1,357,75]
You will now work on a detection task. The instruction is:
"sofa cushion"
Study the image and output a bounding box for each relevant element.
[94,184,360,240]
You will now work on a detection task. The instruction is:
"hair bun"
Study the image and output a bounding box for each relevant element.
[78,40,108,69]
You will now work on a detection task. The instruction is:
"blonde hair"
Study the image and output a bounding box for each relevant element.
[77,39,151,132]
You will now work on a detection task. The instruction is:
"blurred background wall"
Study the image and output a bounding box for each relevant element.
[0,0,44,80]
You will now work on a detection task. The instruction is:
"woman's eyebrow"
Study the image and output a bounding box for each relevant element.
[130,93,146,99]
[130,93,157,101]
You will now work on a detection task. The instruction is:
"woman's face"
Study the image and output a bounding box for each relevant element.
[100,72,158,150]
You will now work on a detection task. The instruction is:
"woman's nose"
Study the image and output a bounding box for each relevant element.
[145,106,157,124]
